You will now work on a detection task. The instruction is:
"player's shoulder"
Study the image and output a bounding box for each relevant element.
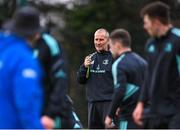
[171,27,180,38]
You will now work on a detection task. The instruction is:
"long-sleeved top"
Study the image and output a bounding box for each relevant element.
[0,32,43,129]
[34,33,73,119]
[139,27,180,116]
[108,51,147,118]
[77,51,114,102]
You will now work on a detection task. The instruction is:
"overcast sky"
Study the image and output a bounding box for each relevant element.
[35,0,74,4]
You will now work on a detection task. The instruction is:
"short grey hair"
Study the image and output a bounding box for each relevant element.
[94,28,109,38]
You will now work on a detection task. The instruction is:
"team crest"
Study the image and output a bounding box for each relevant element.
[103,59,109,65]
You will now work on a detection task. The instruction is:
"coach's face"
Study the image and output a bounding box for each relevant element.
[94,31,109,52]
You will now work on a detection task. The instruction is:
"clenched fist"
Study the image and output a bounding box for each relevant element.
[84,56,92,68]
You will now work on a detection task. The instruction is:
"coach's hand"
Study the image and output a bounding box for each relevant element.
[84,56,92,68]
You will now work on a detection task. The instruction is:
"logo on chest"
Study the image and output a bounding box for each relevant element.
[103,59,109,65]
[164,42,172,52]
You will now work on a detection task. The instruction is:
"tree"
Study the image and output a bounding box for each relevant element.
[1,0,179,127]
[0,0,16,28]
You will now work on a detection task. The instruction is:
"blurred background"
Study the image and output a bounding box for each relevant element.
[0,0,179,127]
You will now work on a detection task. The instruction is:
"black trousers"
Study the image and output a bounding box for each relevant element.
[54,111,83,129]
[88,101,111,129]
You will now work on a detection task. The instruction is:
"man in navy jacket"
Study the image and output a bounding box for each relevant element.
[35,32,82,129]
[105,29,147,129]
[77,28,114,128]
[133,2,180,129]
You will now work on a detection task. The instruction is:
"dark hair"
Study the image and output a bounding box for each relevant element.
[3,6,41,38]
[110,29,131,47]
[140,1,170,25]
